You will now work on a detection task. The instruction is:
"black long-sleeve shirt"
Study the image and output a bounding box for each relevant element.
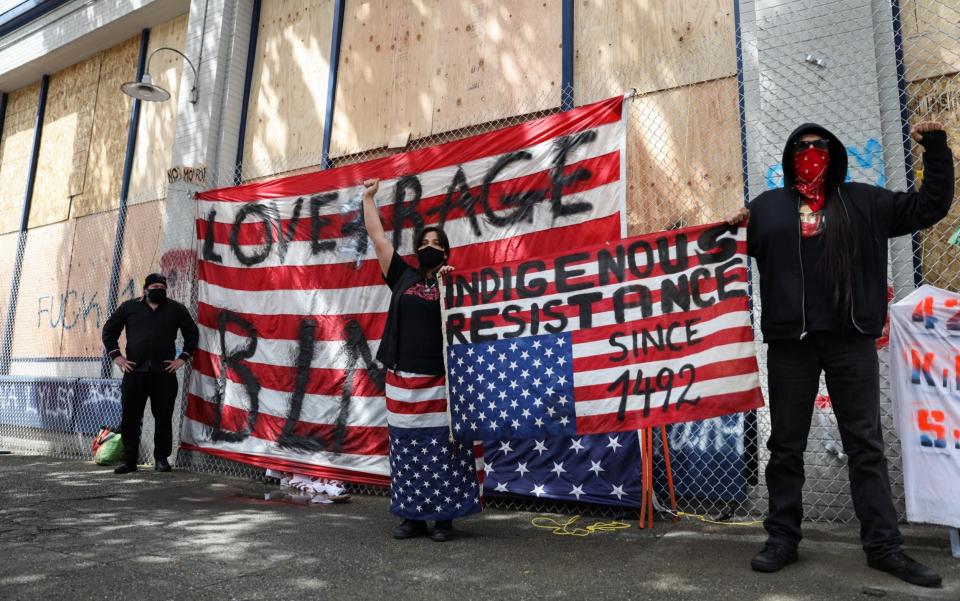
[102,297,200,371]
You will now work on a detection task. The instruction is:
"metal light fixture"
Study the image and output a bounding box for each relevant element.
[121,46,199,104]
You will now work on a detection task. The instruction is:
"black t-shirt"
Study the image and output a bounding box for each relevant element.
[801,232,837,332]
[385,253,444,375]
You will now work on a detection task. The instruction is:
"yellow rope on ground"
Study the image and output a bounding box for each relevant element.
[532,512,762,535]
[531,515,632,537]
[671,511,763,527]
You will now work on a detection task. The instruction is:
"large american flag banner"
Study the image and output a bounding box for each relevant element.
[443,222,765,441]
[180,96,627,485]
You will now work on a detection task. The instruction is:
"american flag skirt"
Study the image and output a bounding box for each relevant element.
[385,370,482,521]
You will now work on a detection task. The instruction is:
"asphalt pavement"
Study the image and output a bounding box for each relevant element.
[1,454,957,600]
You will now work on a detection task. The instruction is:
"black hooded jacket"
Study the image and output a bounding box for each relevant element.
[747,123,954,341]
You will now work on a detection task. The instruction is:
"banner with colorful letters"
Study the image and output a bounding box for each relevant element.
[891,285,960,527]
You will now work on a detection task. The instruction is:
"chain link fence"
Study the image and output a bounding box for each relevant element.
[1,0,958,524]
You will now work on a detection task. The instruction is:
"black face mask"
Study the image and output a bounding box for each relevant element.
[417,246,446,270]
[146,288,167,303]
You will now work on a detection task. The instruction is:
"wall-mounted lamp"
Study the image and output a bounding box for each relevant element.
[121,47,199,103]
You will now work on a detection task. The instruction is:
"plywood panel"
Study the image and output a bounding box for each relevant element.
[575,0,736,104]
[72,35,141,217]
[44,201,166,358]
[10,221,76,358]
[431,1,561,134]
[901,0,960,82]
[242,0,334,180]
[30,56,103,226]
[59,210,119,357]
[129,14,188,204]
[625,77,743,235]
[0,232,19,339]
[331,0,561,158]
[330,0,432,159]
[119,199,165,298]
[0,83,40,234]
[910,77,960,290]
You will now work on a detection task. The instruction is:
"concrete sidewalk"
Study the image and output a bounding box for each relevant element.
[0,455,957,601]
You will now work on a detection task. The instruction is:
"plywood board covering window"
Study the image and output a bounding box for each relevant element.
[10,221,76,359]
[129,14,189,205]
[0,232,19,338]
[330,0,561,159]
[0,83,40,234]
[911,76,960,290]
[71,35,141,218]
[574,0,737,104]
[900,0,960,82]
[626,77,744,235]
[31,57,102,226]
[59,210,120,357]
[242,0,334,180]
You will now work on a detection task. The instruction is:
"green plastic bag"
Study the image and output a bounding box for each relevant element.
[92,428,124,465]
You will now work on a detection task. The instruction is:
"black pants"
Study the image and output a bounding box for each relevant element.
[120,372,179,464]
[764,332,902,557]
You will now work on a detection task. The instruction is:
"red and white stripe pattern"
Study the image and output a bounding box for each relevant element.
[443,222,765,438]
[181,96,627,485]
[384,372,451,430]
[384,371,484,492]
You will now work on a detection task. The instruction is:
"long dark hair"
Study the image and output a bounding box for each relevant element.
[821,180,854,325]
[416,226,451,255]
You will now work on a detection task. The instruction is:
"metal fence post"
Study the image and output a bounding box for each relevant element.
[100,30,151,378]
[320,0,345,170]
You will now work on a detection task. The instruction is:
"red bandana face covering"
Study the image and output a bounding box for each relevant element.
[792,146,830,212]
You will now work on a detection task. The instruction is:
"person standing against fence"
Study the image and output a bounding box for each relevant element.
[102,273,199,475]
[361,178,482,542]
[727,121,953,587]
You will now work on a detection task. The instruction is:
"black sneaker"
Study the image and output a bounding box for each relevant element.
[431,520,454,542]
[867,551,942,588]
[114,463,137,475]
[750,541,798,572]
[154,458,172,472]
[392,519,427,540]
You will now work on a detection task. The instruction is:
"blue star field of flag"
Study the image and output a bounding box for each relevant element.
[447,333,576,440]
[388,434,482,520]
[482,432,643,507]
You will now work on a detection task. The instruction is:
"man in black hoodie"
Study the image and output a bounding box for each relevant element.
[728,121,954,588]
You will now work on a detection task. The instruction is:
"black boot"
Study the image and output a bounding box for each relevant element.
[431,520,454,542]
[114,462,138,475]
[154,458,172,472]
[392,519,427,539]
[867,551,941,588]
[750,541,798,572]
